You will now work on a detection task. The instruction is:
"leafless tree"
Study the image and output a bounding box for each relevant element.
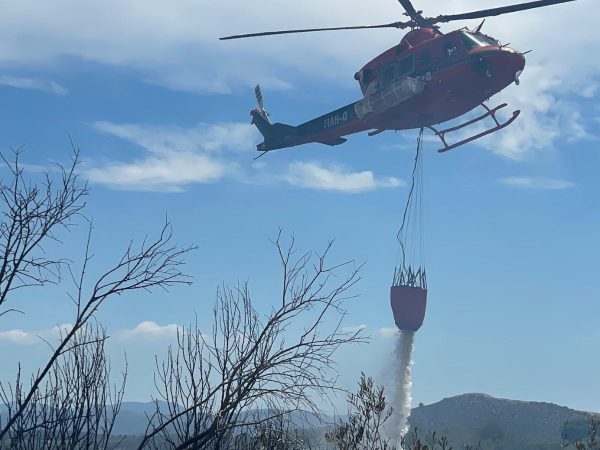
[326,373,395,450]
[231,413,322,450]
[401,428,478,450]
[0,219,192,443]
[0,147,87,317]
[0,148,194,444]
[326,375,471,450]
[563,416,600,450]
[139,232,366,450]
[0,322,126,450]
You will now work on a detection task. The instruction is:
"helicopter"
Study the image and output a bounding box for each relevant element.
[220,0,577,155]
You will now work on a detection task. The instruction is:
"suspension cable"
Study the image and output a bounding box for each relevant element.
[393,128,426,288]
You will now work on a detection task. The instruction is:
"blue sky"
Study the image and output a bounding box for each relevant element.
[0,0,599,413]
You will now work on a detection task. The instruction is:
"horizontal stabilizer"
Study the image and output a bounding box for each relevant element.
[316,137,348,146]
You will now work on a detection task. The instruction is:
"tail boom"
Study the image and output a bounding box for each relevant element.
[251,109,298,152]
[251,102,361,152]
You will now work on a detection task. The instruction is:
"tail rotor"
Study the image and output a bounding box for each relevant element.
[254,84,272,124]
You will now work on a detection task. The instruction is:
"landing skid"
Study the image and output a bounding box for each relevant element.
[428,103,520,153]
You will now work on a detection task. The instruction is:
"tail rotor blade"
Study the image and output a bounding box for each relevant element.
[255,84,264,110]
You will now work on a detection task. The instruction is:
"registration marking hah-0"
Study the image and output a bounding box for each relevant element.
[323,111,348,129]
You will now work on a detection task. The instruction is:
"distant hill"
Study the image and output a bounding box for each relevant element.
[111,403,335,437]
[111,394,594,447]
[408,393,591,450]
[2,394,596,449]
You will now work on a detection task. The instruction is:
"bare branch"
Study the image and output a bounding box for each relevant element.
[0,147,88,316]
[140,233,366,450]
[0,219,194,442]
[0,322,127,450]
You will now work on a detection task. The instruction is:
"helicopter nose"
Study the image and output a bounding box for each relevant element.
[515,69,523,85]
[515,51,526,70]
[500,48,525,67]
[512,51,526,85]
[497,48,525,86]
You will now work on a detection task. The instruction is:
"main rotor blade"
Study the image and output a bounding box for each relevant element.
[220,21,411,40]
[397,0,420,19]
[397,0,430,27]
[431,0,577,24]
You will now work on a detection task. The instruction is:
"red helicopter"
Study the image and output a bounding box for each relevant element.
[221,0,576,155]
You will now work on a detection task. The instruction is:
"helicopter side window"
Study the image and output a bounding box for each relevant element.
[381,65,396,88]
[397,55,414,79]
[363,69,375,84]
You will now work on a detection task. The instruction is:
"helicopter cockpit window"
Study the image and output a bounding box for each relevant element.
[480,34,501,45]
[460,32,490,50]
[397,55,414,79]
[381,65,396,88]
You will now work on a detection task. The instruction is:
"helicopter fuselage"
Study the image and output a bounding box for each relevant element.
[252,27,526,153]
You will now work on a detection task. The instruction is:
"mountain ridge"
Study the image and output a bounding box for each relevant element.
[1,393,596,447]
[408,392,593,449]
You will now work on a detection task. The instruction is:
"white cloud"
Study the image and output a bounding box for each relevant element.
[342,324,367,334]
[379,71,581,160]
[443,66,595,159]
[86,121,255,191]
[0,329,37,345]
[500,176,575,190]
[283,161,404,193]
[0,76,68,95]
[118,321,181,341]
[0,1,597,157]
[48,323,74,338]
[378,327,399,339]
[0,323,73,345]
[0,1,322,94]
[580,84,598,99]
[0,321,181,344]
[92,121,255,154]
[87,120,402,193]
[85,153,226,192]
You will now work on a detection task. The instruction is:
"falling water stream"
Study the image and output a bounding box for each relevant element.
[392,330,415,448]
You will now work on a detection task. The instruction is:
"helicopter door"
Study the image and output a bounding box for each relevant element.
[380,65,396,90]
[397,55,415,79]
